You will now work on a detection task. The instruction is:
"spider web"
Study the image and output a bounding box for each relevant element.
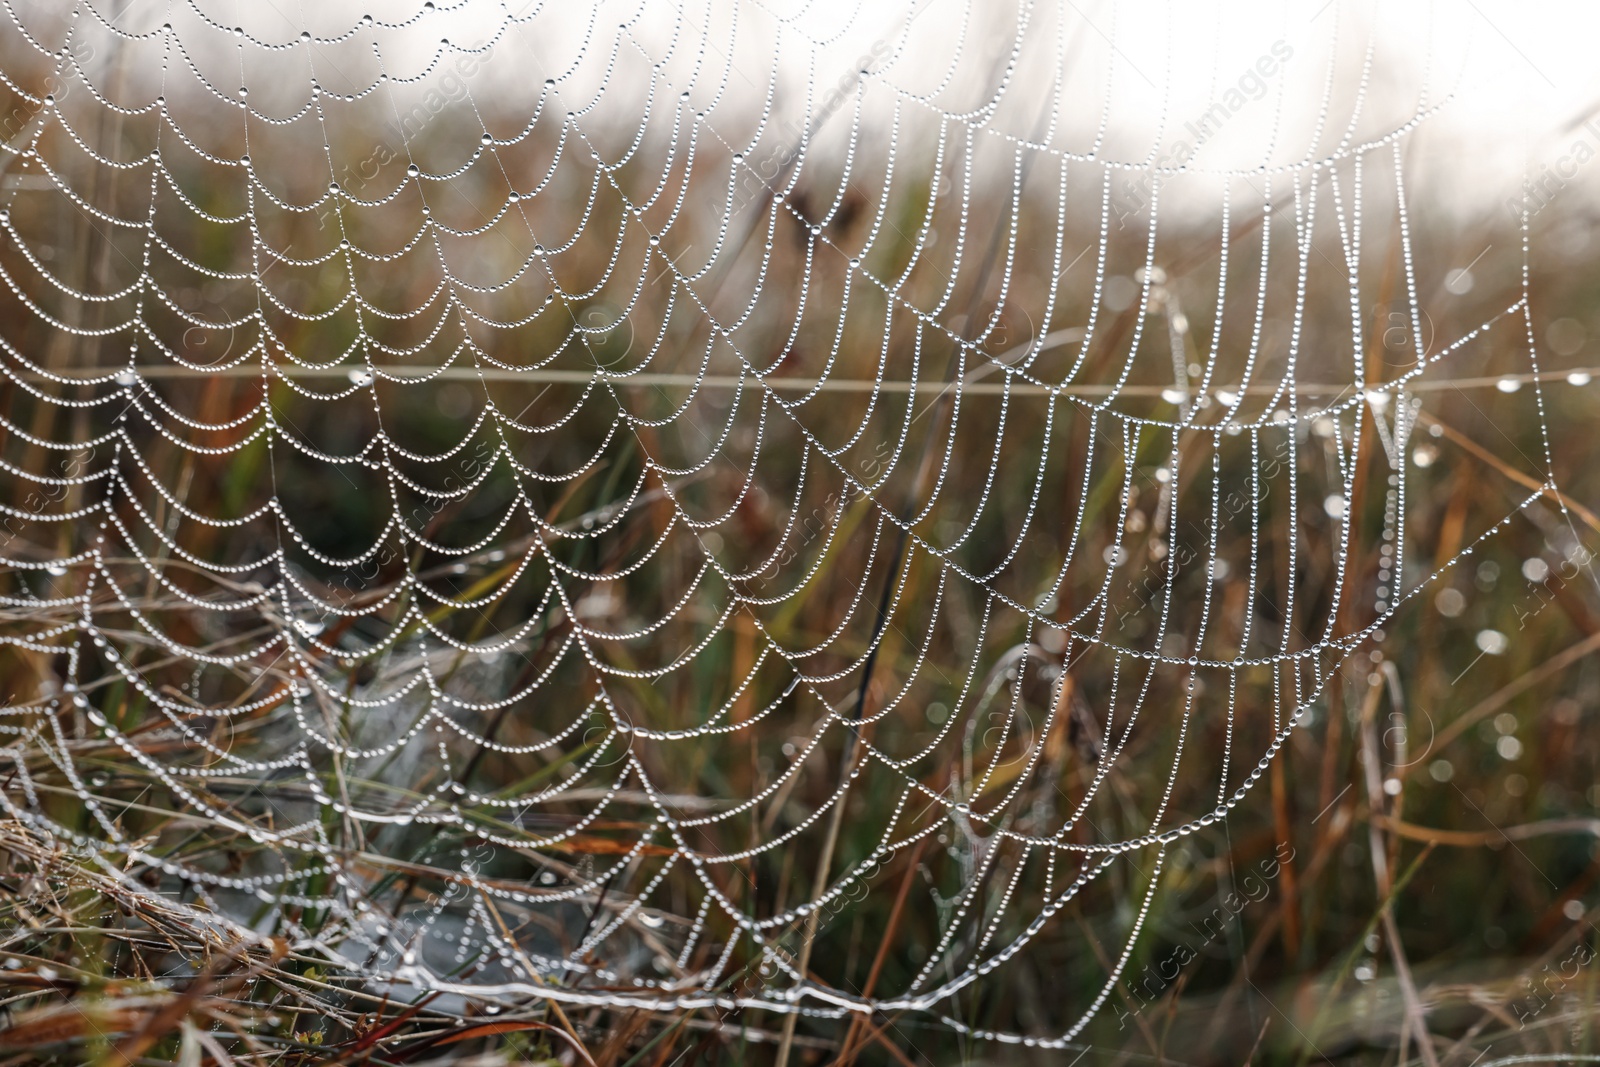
[0,0,1571,1048]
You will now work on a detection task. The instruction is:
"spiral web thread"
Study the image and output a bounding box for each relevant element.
[0,0,1576,1047]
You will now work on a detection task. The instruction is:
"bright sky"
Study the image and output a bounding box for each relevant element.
[758,0,1600,215]
[21,0,1600,216]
